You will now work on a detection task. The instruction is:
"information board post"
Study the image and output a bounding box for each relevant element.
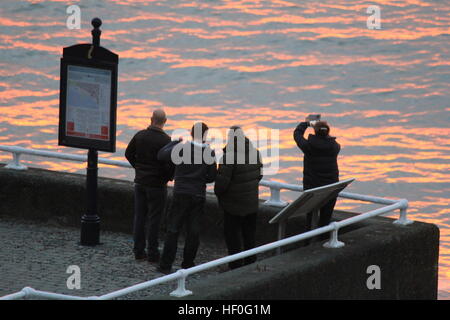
[81,147,99,245]
[81,19,102,246]
[58,17,119,246]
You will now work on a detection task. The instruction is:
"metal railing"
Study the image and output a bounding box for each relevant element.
[0,145,413,300]
[0,145,408,210]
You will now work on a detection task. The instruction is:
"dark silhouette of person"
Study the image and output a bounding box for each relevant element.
[293,120,341,240]
[156,122,217,273]
[214,126,263,270]
[125,109,173,262]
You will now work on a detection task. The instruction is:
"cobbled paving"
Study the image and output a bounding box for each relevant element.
[0,217,228,300]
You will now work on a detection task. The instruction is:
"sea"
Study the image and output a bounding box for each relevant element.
[0,0,449,298]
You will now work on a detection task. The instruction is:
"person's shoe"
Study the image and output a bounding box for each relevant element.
[181,262,195,269]
[134,252,148,261]
[157,265,172,275]
[147,253,160,263]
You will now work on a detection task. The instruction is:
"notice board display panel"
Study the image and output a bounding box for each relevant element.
[59,51,118,152]
[65,65,111,141]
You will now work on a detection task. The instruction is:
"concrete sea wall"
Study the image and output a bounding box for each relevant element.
[0,164,440,299]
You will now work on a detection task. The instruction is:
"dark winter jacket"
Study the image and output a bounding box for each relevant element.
[157,140,217,198]
[125,126,174,187]
[293,122,340,190]
[214,137,263,216]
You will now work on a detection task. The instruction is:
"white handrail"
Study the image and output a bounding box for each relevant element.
[1,224,334,300]
[0,287,98,300]
[0,145,402,208]
[98,223,336,300]
[0,144,413,300]
[0,198,411,300]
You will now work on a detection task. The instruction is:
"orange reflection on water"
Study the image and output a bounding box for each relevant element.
[0,64,58,80]
[168,56,254,69]
[117,13,204,25]
[0,40,60,55]
[185,89,220,95]
[116,46,179,60]
[335,126,450,149]
[0,89,58,102]
[1,99,59,127]
[275,125,450,184]
[0,17,61,28]
[248,14,352,26]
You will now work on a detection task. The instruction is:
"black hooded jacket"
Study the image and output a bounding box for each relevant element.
[157,140,217,198]
[214,137,263,216]
[293,122,340,190]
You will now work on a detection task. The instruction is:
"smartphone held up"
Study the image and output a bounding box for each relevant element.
[306,114,321,127]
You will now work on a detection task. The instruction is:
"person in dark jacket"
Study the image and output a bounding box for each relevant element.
[125,109,174,262]
[293,120,341,237]
[156,122,217,273]
[214,126,263,269]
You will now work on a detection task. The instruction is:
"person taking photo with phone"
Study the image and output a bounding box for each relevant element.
[293,116,341,241]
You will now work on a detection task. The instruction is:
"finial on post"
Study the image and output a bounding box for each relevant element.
[91,17,102,47]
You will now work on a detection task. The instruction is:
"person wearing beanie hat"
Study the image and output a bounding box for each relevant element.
[293,119,341,243]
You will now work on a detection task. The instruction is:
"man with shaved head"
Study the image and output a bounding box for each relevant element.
[125,109,173,262]
[151,109,166,125]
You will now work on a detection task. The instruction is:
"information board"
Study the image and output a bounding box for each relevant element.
[58,43,118,152]
[66,65,111,141]
[269,178,355,225]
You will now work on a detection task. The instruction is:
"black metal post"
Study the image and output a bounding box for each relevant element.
[91,17,102,47]
[80,148,100,245]
[80,18,103,246]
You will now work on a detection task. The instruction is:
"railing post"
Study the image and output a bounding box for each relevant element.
[170,269,192,298]
[21,286,34,298]
[277,220,286,254]
[393,199,413,226]
[323,222,345,248]
[263,183,288,207]
[5,152,27,170]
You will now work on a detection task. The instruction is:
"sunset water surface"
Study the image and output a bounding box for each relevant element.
[0,0,449,298]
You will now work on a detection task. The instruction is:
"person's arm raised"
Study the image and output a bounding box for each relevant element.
[293,122,311,153]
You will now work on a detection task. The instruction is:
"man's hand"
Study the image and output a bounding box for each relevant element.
[298,121,309,128]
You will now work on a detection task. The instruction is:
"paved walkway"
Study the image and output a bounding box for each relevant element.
[0,217,228,299]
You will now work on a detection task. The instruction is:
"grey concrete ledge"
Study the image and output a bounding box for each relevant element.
[173,216,439,300]
[0,164,440,299]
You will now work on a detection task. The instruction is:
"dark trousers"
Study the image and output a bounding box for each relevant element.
[223,211,257,270]
[305,197,337,243]
[160,193,205,269]
[133,184,167,257]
